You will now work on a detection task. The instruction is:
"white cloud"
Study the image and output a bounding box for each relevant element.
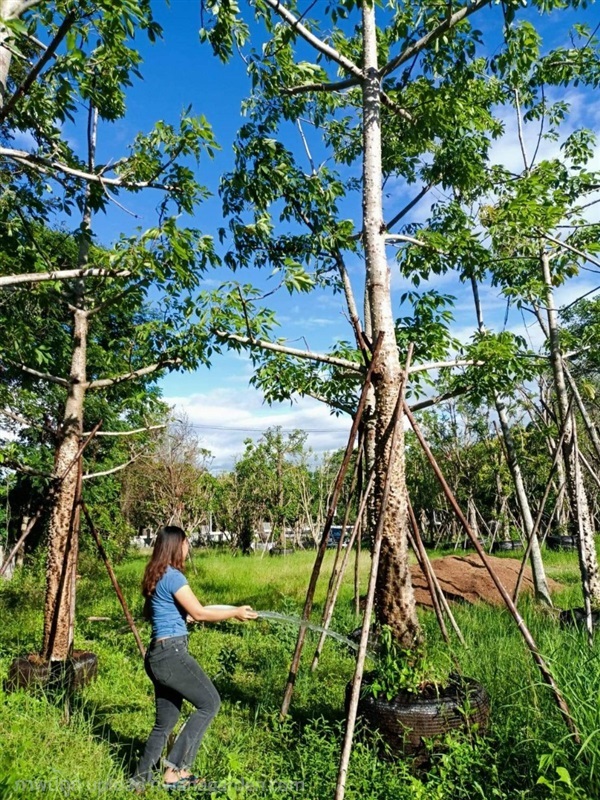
[164,387,351,471]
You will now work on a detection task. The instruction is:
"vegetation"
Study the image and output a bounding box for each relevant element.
[1,548,600,799]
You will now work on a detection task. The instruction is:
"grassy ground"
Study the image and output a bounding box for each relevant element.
[1,545,599,799]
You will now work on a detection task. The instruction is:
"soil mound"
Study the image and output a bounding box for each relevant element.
[410,554,561,607]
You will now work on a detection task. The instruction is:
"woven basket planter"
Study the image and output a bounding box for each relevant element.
[492,540,524,553]
[348,672,490,757]
[546,535,578,552]
[5,650,98,693]
[559,607,600,630]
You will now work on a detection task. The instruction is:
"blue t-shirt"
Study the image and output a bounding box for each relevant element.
[150,565,188,640]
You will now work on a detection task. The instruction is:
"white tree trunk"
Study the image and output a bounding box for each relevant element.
[541,251,600,607]
[362,1,420,647]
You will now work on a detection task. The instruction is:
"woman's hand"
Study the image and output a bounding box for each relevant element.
[186,614,195,624]
[235,605,258,621]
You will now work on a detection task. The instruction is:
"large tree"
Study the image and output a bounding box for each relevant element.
[0,1,218,661]
[197,0,596,643]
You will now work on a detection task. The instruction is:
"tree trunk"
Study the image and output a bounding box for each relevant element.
[42,105,96,660]
[467,496,479,542]
[470,276,552,604]
[541,251,600,607]
[41,309,87,661]
[362,2,420,647]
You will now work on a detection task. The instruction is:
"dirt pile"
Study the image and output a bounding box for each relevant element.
[410,553,562,607]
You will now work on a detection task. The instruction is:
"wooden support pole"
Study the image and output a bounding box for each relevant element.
[407,500,449,644]
[279,334,384,718]
[404,402,581,743]
[513,414,571,604]
[81,501,146,659]
[319,437,364,626]
[311,469,376,671]
[334,352,409,800]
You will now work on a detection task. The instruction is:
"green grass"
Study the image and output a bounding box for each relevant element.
[1,546,599,799]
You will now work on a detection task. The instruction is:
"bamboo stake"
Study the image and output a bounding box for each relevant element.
[354,445,364,619]
[319,437,364,627]
[513,415,571,603]
[311,469,376,671]
[408,498,467,647]
[354,513,361,618]
[579,449,600,492]
[81,501,146,658]
[279,333,384,718]
[407,500,449,644]
[334,350,410,800]
[404,402,581,743]
[540,484,566,546]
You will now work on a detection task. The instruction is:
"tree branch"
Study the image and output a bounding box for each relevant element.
[380,90,413,122]
[263,0,363,80]
[86,359,182,390]
[0,147,180,191]
[215,330,362,372]
[0,11,77,123]
[4,359,69,387]
[283,76,359,95]
[380,0,492,78]
[8,0,43,15]
[0,407,55,434]
[385,233,441,250]
[384,184,433,232]
[409,386,469,412]
[82,423,167,437]
[541,231,600,271]
[0,267,132,289]
[408,358,484,375]
[82,452,144,480]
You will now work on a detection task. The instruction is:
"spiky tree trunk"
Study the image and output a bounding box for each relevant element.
[41,308,87,661]
[42,107,96,661]
[362,2,420,647]
[541,251,600,607]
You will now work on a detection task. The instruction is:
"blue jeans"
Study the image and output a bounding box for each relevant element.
[132,635,221,786]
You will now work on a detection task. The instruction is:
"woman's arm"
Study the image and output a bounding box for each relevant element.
[174,585,258,623]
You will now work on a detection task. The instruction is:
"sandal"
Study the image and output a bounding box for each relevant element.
[162,775,203,791]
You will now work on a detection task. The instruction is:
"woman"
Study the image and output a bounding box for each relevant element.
[131,525,257,791]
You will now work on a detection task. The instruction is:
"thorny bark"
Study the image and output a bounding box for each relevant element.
[41,107,97,660]
[362,4,420,647]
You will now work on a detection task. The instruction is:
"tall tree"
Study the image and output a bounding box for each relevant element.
[198,0,595,643]
[0,2,218,661]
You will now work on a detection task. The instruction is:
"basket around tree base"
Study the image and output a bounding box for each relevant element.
[559,607,600,629]
[5,650,98,693]
[546,535,578,552]
[347,673,490,759]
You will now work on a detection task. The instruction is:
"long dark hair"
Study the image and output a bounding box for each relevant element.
[142,526,186,597]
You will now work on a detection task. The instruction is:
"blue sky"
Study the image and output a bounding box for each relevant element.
[27,0,600,470]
